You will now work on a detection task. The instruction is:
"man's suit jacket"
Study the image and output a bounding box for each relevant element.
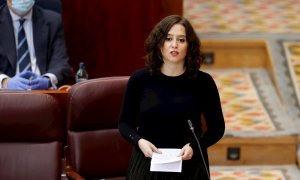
[0,4,72,86]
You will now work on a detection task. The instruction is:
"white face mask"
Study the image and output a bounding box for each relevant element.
[11,0,35,15]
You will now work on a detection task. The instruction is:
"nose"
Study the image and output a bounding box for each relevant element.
[171,39,178,48]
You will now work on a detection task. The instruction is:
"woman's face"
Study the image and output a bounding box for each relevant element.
[160,24,188,66]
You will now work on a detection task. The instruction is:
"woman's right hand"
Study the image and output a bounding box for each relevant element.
[138,138,161,158]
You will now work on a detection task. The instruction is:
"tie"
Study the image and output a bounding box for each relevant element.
[17,18,31,72]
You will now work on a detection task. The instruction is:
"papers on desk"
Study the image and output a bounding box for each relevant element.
[150,148,182,173]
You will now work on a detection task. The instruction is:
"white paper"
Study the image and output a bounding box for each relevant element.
[150,148,182,172]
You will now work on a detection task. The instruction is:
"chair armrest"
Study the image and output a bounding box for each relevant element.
[58,85,72,92]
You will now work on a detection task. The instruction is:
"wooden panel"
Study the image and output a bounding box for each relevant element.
[208,136,298,165]
[201,40,274,69]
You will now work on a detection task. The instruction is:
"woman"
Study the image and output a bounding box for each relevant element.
[119,15,225,180]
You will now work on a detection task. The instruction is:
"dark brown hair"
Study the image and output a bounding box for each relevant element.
[144,15,205,77]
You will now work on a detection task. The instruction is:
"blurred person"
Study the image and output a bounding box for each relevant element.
[0,0,72,90]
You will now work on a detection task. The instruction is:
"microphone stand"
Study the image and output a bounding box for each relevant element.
[188,120,211,180]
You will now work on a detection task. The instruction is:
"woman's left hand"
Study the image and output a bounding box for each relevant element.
[179,143,193,160]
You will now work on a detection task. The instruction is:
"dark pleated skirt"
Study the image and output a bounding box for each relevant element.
[126,147,209,180]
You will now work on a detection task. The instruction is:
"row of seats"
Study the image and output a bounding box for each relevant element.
[0,77,132,180]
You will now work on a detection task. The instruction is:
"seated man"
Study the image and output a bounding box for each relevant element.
[0,0,72,90]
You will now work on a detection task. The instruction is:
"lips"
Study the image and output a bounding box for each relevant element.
[170,51,179,56]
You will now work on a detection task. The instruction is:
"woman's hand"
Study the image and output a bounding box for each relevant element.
[138,138,161,158]
[179,143,193,160]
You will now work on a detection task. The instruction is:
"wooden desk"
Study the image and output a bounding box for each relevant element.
[34,90,68,107]
[0,90,69,112]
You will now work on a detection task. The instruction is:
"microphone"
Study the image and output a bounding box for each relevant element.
[187,119,211,180]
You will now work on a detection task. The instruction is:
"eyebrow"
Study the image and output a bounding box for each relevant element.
[167,34,186,38]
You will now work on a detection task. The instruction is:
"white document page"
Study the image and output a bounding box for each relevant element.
[150,148,182,172]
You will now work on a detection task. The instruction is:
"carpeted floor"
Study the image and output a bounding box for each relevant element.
[184,0,300,33]
[182,0,300,178]
[282,42,300,111]
[183,0,300,124]
[209,68,297,137]
[211,165,300,180]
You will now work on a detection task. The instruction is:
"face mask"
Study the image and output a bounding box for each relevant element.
[11,0,35,15]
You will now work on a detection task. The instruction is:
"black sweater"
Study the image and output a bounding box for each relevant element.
[119,68,225,164]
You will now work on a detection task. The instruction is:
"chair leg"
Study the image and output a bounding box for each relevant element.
[65,166,85,180]
[64,145,85,180]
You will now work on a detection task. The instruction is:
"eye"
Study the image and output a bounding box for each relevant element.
[179,38,186,43]
[165,37,172,41]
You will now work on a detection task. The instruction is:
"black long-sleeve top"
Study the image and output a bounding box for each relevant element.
[119,68,225,164]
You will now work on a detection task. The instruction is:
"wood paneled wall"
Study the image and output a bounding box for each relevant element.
[61,0,182,79]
